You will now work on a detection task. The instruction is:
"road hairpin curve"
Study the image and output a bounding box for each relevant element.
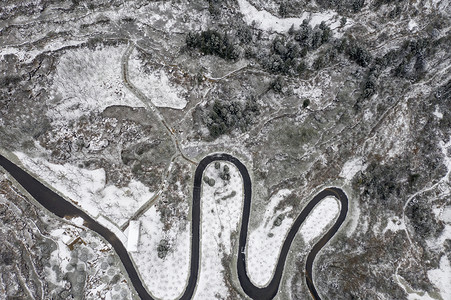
[0,153,348,300]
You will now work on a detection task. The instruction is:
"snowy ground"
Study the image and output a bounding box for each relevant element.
[128,49,188,109]
[237,0,344,34]
[340,157,366,182]
[247,193,340,287]
[131,206,190,300]
[194,162,244,299]
[48,45,144,126]
[382,215,406,235]
[14,151,153,227]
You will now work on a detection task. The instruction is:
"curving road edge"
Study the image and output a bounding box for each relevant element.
[0,153,348,300]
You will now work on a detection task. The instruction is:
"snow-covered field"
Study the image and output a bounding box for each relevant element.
[298,197,340,243]
[427,255,451,300]
[247,193,340,287]
[194,162,244,299]
[14,151,153,226]
[247,189,293,287]
[48,45,144,126]
[340,157,366,182]
[128,49,188,109]
[382,216,406,235]
[292,73,336,111]
[131,206,190,300]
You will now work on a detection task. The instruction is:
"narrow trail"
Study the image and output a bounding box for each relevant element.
[120,43,197,227]
[121,43,196,165]
[0,153,348,300]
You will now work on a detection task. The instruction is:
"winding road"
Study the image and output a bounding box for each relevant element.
[0,153,348,300]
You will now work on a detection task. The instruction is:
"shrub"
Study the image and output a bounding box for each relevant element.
[362,78,376,98]
[260,21,333,76]
[340,38,372,67]
[236,23,253,43]
[406,200,444,239]
[207,0,221,17]
[297,60,307,74]
[294,20,331,51]
[205,97,260,138]
[157,240,170,259]
[270,76,285,93]
[352,0,365,12]
[320,21,332,43]
[279,2,288,17]
[186,30,238,60]
[340,17,347,27]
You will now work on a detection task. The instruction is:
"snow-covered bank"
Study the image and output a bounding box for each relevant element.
[14,151,152,226]
[126,220,141,252]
